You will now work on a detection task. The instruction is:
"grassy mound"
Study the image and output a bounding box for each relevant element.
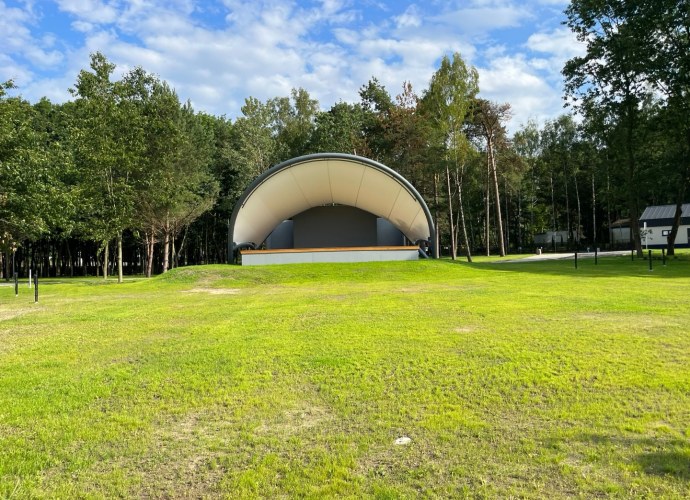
[1,257,689,497]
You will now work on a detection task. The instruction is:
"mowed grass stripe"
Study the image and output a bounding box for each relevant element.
[0,257,689,497]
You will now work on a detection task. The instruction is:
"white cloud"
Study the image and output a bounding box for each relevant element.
[71,20,94,32]
[526,27,585,60]
[23,45,63,68]
[21,74,74,103]
[54,0,118,24]
[41,33,58,47]
[521,28,587,90]
[0,54,33,87]
[478,54,564,131]
[0,0,67,87]
[332,28,359,45]
[395,4,421,28]
[0,2,33,52]
[318,0,347,17]
[432,4,532,35]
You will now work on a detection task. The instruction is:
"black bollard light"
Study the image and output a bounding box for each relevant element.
[14,272,18,297]
[575,250,578,269]
[34,274,38,303]
[595,247,598,265]
[662,248,666,266]
[631,248,635,261]
[648,250,653,272]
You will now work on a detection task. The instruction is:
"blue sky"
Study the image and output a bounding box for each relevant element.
[1,0,583,133]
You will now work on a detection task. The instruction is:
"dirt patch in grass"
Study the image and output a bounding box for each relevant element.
[130,411,232,497]
[574,312,670,327]
[133,404,332,497]
[255,405,332,435]
[358,435,458,490]
[0,307,42,355]
[453,326,475,333]
[184,288,241,295]
[0,307,38,322]
[158,410,223,443]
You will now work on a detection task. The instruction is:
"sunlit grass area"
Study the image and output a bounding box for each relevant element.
[1,256,689,497]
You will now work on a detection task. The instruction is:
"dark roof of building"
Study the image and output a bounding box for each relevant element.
[639,204,690,221]
[610,218,630,227]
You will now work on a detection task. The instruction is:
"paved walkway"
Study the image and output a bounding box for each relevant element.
[495,250,631,263]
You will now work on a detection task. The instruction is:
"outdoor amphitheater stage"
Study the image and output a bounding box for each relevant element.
[240,246,421,266]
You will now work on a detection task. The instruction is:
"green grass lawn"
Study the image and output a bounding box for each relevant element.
[1,256,689,498]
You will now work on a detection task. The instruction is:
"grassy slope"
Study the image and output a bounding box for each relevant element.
[0,257,689,498]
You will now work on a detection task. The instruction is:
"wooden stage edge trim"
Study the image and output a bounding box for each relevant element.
[241,246,419,255]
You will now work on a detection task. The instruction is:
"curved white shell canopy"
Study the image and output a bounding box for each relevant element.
[230,154,434,248]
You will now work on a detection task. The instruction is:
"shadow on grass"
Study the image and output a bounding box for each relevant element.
[559,433,690,481]
[444,256,690,280]
[637,450,690,480]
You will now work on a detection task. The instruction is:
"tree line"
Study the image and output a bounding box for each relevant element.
[1,1,688,277]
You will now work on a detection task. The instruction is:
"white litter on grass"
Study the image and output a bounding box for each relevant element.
[394,436,411,445]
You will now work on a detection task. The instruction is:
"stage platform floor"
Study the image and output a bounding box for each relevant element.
[240,246,420,266]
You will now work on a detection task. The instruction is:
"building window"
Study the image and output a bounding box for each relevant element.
[662,230,671,236]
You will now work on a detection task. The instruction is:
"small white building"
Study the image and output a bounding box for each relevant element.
[639,204,690,249]
[609,219,631,246]
[534,230,568,247]
[534,229,583,247]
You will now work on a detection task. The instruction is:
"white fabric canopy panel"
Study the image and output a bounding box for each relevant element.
[231,154,435,250]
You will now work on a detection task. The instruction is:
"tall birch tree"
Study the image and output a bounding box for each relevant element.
[471,99,511,257]
[421,53,479,261]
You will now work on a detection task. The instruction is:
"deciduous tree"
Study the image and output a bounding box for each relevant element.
[420,53,479,260]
